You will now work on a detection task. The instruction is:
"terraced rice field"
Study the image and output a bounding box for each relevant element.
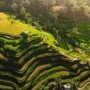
[0,31,90,90]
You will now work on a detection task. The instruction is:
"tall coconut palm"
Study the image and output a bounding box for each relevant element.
[69,77,79,90]
[54,76,63,90]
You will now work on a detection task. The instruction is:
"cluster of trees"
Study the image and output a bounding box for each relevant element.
[5,0,90,20]
[1,0,90,52]
[39,76,80,90]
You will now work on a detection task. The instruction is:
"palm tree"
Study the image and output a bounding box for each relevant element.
[39,84,45,90]
[54,76,63,90]
[69,77,79,90]
[86,61,90,69]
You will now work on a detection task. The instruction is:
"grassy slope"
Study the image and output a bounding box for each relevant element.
[0,12,43,35]
[0,12,26,35]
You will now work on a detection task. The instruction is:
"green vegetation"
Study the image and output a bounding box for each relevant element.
[0,13,25,35]
[0,0,90,90]
[0,31,90,90]
[1,0,90,53]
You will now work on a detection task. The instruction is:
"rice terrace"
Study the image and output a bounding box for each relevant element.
[0,0,90,90]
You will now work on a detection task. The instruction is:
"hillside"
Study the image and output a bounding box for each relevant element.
[0,12,90,90]
[0,29,90,90]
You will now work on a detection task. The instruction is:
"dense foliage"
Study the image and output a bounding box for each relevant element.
[0,32,90,90]
[0,1,90,89]
[0,0,90,51]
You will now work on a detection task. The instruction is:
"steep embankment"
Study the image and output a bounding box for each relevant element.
[0,29,90,90]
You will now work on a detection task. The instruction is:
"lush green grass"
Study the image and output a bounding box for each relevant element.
[68,51,88,61]
[0,12,26,35]
[0,12,37,35]
[0,12,41,35]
